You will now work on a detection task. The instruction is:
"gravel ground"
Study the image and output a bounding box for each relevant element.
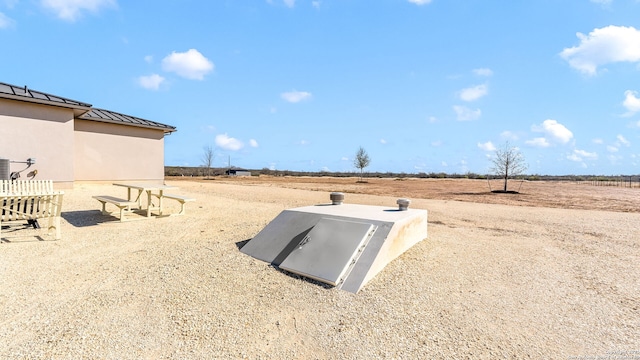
[1,180,638,359]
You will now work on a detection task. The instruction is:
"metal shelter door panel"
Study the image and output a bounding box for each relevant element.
[279,218,376,286]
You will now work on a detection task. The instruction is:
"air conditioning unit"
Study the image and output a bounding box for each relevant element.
[0,158,9,180]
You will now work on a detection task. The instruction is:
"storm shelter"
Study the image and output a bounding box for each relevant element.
[240,195,428,293]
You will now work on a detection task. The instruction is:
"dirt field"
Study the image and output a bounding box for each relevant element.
[187,176,640,213]
[0,178,638,359]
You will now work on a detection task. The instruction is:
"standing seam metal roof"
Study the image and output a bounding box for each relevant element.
[0,81,176,133]
[0,81,92,108]
[79,108,176,133]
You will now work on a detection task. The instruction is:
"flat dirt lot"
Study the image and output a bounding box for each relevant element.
[1,177,638,359]
[203,176,640,213]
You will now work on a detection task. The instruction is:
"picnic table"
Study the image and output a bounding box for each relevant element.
[112,182,177,217]
[93,182,196,221]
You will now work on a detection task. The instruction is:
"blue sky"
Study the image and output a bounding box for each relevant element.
[2,0,640,175]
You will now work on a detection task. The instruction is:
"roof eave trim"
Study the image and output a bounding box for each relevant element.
[78,117,176,133]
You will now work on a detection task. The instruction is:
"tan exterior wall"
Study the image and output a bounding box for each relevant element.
[74,119,166,182]
[0,98,75,185]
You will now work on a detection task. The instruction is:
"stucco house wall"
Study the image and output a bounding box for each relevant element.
[74,119,166,181]
[0,82,176,188]
[0,98,76,186]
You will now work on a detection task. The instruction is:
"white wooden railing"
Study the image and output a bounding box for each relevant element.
[1,180,63,240]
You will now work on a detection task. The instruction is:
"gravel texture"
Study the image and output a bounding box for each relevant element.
[1,180,638,359]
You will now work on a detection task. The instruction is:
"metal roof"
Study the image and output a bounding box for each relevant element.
[0,81,92,109]
[1,81,176,133]
[80,108,176,133]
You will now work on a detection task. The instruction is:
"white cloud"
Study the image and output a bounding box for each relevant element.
[137,74,165,90]
[473,68,493,77]
[408,0,432,5]
[566,153,582,163]
[576,149,598,159]
[608,154,622,164]
[41,0,116,21]
[215,134,244,151]
[560,25,640,76]
[623,90,640,116]
[459,84,488,101]
[593,138,604,144]
[477,141,496,152]
[607,145,619,152]
[298,140,309,145]
[568,149,598,162]
[590,0,612,5]
[281,90,312,103]
[526,137,551,148]
[0,12,15,28]
[283,0,295,8]
[616,134,630,146]
[144,55,153,63]
[341,157,349,161]
[249,139,259,148]
[380,139,387,144]
[431,140,442,147]
[312,1,320,8]
[500,131,519,140]
[428,116,438,123]
[162,49,214,80]
[453,105,481,121]
[532,119,573,144]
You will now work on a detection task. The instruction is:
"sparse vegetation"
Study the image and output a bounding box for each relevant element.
[354,146,371,182]
[490,142,528,193]
[165,167,640,186]
[201,146,215,179]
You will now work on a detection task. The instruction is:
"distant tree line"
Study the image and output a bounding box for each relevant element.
[165,166,639,182]
[166,166,229,177]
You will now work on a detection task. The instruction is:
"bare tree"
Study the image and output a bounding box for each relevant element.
[490,142,528,192]
[354,146,371,182]
[202,146,215,179]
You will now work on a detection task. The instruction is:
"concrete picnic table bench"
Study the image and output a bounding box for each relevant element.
[93,182,195,221]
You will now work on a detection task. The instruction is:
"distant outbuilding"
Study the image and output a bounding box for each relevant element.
[226,167,251,176]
